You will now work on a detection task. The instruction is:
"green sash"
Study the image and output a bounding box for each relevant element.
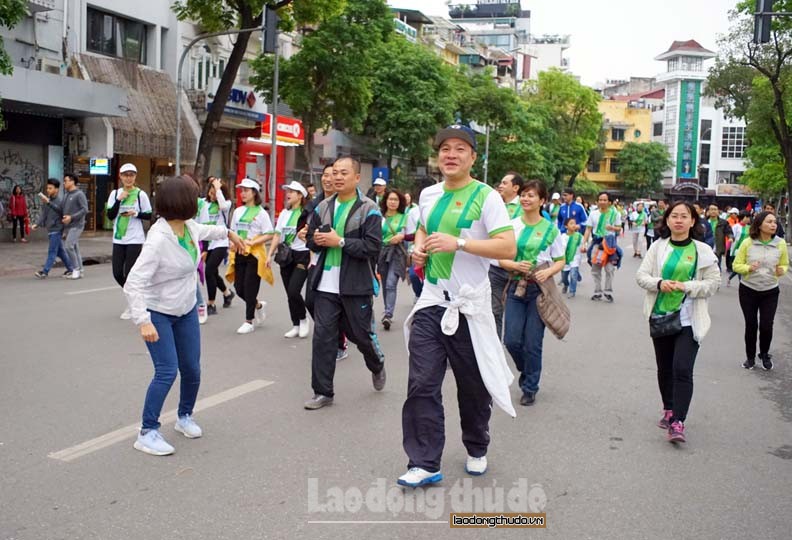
[382,212,407,244]
[196,198,206,219]
[204,201,221,225]
[654,242,697,315]
[734,225,749,252]
[323,199,354,271]
[515,217,554,267]
[235,205,262,240]
[177,226,198,263]
[114,187,140,240]
[595,207,617,238]
[635,211,645,227]
[565,232,583,264]
[284,206,302,246]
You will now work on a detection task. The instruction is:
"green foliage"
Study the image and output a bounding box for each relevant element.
[454,67,518,128]
[522,69,603,185]
[617,142,673,198]
[568,178,601,200]
[0,0,27,130]
[365,38,456,164]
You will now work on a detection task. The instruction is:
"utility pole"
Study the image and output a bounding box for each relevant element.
[266,6,279,222]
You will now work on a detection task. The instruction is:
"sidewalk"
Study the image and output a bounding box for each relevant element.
[0,229,114,277]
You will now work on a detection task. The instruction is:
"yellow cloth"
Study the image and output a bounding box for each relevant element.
[225,238,274,285]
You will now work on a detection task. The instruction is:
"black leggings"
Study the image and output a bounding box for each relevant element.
[112,243,142,287]
[652,326,699,423]
[234,254,261,322]
[205,247,228,302]
[280,250,310,325]
[739,284,780,360]
[11,216,25,239]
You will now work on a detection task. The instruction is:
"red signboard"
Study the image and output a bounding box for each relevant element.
[261,114,304,145]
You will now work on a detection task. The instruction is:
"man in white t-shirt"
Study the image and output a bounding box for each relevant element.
[398,125,516,488]
[581,191,622,302]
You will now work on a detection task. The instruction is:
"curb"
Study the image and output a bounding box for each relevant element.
[0,254,113,278]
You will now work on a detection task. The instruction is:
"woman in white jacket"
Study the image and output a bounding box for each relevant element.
[124,176,244,456]
[636,201,720,444]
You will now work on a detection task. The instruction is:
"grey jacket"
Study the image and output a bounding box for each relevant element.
[62,188,89,229]
[37,194,65,233]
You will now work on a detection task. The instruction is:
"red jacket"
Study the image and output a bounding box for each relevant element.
[9,194,27,217]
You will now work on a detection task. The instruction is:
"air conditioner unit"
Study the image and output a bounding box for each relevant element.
[36,57,62,75]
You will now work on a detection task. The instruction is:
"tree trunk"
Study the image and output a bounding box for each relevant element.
[303,121,315,186]
[192,7,258,180]
[386,145,393,181]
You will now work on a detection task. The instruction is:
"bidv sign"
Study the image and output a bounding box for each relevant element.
[208,79,266,121]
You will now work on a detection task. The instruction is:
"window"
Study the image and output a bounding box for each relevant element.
[87,8,147,64]
[609,159,620,174]
[191,46,229,91]
[700,143,711,165]
[721,126,746,159]
[653,122,663,136]
[611,128,625,142]
[587,160,601,173]
[700,119,712,141]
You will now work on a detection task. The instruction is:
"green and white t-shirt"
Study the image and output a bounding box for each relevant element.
[198,197,229,249]
[419,180,512,296]
[586,206,622,239]
[382,212,407,244]
[318,197,355,294]
[230,205,273,240]
[107,188,152,245]
[504,196,522,219]
[275,206,308,252]
[731,223,749,256]
[511,216,565,279]
[654,240,698,326]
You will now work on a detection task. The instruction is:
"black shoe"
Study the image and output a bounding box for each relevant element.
[742,358,755,370]
[520,392,536,406]
[760,354,773,371]
[382,317,391,331]
[223,291,235,308]
[207,304,217,316]
[604,294,614,303]
[34,271,47,279]
[562,286,568,294]
[591,294,602,301]
[304,394,333,410]
[373,367,386,391]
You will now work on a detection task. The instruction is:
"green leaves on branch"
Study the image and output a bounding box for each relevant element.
[617,142,673,198]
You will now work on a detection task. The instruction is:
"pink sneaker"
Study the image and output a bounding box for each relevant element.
[667,420,686,443]
[657,410,673,429]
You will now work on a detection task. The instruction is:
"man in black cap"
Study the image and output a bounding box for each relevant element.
[399,125,516,488]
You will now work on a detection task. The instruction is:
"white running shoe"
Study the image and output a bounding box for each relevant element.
[70,269,81,279]
[120,308,132,320]
[465,455,488,476]
[198,304,208,325]
[254,301,267,326]
[236,322,255,334]
[298,318,310,338]
[284,326,299,338]
[174,415,203,438]
[397,467,443,488]
[133,430,175,456]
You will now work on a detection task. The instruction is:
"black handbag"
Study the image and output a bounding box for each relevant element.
[649,310,682,338]
[274,242,294,266]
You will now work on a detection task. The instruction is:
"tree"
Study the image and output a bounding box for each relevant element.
[705,1,792,228]
[522,69,602,189]
[617,142,673,198]
[0,0,27,130]
[251,0,392,178]
[171,0,341,179]
[454,68,518,129]
[364,38,456,177]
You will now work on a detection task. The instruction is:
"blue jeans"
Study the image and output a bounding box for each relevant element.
[504,282,545,394]
[561,267,581,295]
[381,262,400,318]
[141,306,201,430]
[408,266,423,299]
[43,231,73,274]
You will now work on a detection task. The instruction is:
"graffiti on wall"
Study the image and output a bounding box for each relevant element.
[0,145,47,222]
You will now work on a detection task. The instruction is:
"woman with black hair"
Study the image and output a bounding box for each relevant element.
[378,188,408,330]
[733,211,789,370]
[8,185,28,242]
[727,211,752,286]
[199,177,235,315]
[636,201,720,444]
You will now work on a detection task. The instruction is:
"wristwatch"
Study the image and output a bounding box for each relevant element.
[338,238,346,248]
[456,238,467,252]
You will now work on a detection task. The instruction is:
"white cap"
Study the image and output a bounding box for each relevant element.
[236,178,261,192]
[119,163,137,174]
[728,207,739,214]
[552,192,561,200]
[281,180,307,197]
[373,178,387,186]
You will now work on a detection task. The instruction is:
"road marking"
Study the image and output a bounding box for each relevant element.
[48,379,274,462]
[65,286,118,296]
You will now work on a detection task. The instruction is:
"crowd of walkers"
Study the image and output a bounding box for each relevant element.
[23,128,783,477]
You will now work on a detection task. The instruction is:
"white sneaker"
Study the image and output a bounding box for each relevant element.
[284,326,299,338]
[254,301,267,326]
[174,415,203,438]
[397,467,443,488]
[236,322,255,334]
[70,269,81,279]
[133,430,174,456]
[120,308,132,320]
[298,318,310,338]
[465,455,488,476]
[197,304,208,325]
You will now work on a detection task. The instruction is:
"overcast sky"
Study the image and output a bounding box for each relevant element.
[388,0,739,86]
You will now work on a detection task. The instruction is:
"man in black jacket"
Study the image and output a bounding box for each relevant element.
[304,156,385,410]
[707,204,733,270]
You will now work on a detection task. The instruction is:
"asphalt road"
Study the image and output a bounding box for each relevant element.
[1,248,791,539]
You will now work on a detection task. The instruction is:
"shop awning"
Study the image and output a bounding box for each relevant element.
[78,54,199,161]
